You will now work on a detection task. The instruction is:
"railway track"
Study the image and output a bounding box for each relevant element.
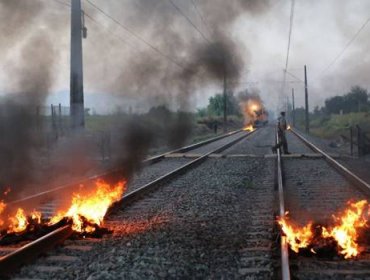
[276,128,370,280]
[2,125,369,279]
[0,128,256,278]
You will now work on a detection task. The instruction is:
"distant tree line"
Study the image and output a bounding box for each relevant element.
[323,86,369,114]
[197,92,241,118]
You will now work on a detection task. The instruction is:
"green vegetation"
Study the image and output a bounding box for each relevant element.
[292,86,370,139]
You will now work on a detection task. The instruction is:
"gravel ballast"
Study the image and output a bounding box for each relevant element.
[13,157,276,279]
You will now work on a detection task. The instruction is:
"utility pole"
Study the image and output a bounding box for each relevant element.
[304,65,309,133]
[70,0,87,129]
[223,67,227,133]
[292,88,295,127]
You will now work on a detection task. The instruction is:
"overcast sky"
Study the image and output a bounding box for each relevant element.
[0,0,370,113]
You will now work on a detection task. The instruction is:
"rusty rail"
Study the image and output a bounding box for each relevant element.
[110,129,257,211]
[276,129,291,280]
[291,128,370,196]
[0,225,73,276]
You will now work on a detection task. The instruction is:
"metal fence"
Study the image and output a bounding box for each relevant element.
[349,125,370,157]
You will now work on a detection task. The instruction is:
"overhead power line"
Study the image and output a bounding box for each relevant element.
[190,0,212,37]
[320,15,370,74]
[53,0,71,8]
[85,0,185,70]
[52,0,138,51]
[168,0,210,43]
[284,0,295,71]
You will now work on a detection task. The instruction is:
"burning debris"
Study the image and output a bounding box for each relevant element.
[0,179,126,244]
[238,90,268,128]
[243,124,255,132]
[49,179,127,233]
[278,200,370,259]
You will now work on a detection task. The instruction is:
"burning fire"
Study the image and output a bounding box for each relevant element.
[0,201,5,228]
[0,179,127,238]
[243,124,254,132]
[277,213,313,253]
[287,125,291,130]
[322,200,368,259]
[278,200,369,259]
[49,179,127,233]
[8,208,28,233]
[6,208,42,234]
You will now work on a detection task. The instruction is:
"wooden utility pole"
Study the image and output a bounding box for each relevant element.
[70,0,86,129]
[304,65,309,133]
[292,88,295,127]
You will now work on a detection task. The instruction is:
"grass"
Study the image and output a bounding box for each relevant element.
[307,112,370,139]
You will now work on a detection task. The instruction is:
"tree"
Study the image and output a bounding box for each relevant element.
[207,92,240,116]
[325,96,344,114]
[344,86,368,113]
[324,86,369,114]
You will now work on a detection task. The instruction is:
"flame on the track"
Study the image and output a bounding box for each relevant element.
[8,208,28,233]
[278,200,369,259]
[6,208,42,234]
[322,200,368,259]
[49,179,127,233]
[0,201,5,228]
[243,124,254,132]
[277,212,313,253]
[287,125,291,130]
[0,179,126,236]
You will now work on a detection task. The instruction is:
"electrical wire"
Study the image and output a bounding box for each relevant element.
[85,0,186,70]
[284,0,295,71]
[168,0,210,43]
[320,15,370,74]
[190,0,212,37]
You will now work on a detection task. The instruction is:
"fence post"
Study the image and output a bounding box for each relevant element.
[356,125,362,157]
[350,126,353,156]
[58,103,63,136]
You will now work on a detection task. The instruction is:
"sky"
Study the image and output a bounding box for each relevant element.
[0,0,370,114]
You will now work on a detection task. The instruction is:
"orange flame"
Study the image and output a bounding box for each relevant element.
[8,208,28,233]
[322,200,368,259]
[287,125,291,130]
[31,210,42,224]
[50,179,127,233]
[278,213,313,253]
[0,201,5,228]
[243,124,254,132]
[278,200,369,259]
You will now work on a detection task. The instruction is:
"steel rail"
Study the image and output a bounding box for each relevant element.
[0,225,73,276]
[290,128,370,196]
[7,129,243,208]
[0,128,257,277]
[145,129,243,163]
[276,129,291,280]
[109,129,257,211]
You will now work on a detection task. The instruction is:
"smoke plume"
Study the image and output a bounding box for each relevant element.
[0,1,56,196]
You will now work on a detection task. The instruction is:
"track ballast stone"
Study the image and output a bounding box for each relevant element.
[13,157,276,279]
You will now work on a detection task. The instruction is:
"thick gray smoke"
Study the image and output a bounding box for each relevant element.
[0,1,56,197]
[84,0,271,150]
[0,0,273,196]
[93,0,270,101]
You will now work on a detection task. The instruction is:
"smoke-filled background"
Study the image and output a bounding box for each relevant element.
[1,1,370,111]
[0,0,370,195]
